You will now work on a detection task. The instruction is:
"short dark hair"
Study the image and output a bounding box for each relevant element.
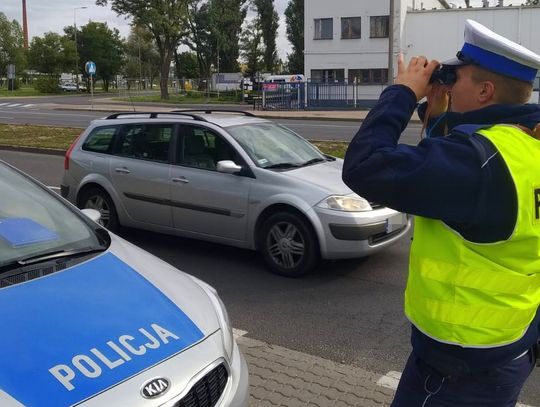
[470,65,532,104]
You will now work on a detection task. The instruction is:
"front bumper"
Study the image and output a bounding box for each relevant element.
[69,331,249,407]
[313,207,411,260]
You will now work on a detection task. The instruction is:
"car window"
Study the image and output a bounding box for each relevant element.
[177,126,237,171]
[0,163,103,268]
[82,126,117,153]
[226,123,325,168]
[114,124,173,162]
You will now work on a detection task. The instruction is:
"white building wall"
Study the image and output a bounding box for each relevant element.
[305,1,390,75]
[304,0,447,81]
[304,1,540,104]
[403,7,540,63]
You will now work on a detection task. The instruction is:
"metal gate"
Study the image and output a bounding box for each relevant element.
[257,81,384,110]
[261,82,306,110]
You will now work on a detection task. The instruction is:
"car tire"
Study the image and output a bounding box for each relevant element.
[79,187,119,232]
[259,212,319,277]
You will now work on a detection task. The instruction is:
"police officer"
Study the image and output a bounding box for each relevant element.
[342,19,540,406]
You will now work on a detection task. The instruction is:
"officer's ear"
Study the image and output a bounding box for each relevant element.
[478,80,496,103]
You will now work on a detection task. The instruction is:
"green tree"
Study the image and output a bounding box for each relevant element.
[125,25,160,89]
[28,32,72,75]
[240,19,263,78]
[174,51,199,78]
[253,0,279,73]
[184,1,214,85]
[284,0,304,74]
[96,0,192,99]
[0,13,27,78]
[209,0,247,72]
[75,22,125,91]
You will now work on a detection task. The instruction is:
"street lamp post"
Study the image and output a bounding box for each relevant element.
[74,6,87,91]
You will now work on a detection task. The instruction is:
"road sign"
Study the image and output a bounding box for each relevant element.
[85,61,96,76]
[7,64,15,79]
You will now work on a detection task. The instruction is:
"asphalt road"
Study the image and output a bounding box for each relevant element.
[0,96,423,143]
[0,149,538,406]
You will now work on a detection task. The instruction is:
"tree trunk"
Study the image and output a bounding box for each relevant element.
[160,49,173,100]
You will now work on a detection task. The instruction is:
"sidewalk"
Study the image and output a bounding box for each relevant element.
[237,335,394,407]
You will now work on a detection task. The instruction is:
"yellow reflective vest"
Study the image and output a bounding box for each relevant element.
[405,124,540,347]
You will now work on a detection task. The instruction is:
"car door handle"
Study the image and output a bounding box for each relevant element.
[114,167,131,174]
[172,177,189,184]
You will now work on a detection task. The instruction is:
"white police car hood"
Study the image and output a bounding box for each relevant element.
[0,233,221,407]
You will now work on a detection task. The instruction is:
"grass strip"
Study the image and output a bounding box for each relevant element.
[0,124,82,151]
[0,124,348,158]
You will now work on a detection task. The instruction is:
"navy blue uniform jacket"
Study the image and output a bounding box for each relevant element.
[342,84,540,373]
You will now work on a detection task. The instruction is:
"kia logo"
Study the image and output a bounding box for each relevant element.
[140,377,170,399]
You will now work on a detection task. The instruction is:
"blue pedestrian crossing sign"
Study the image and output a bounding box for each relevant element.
[85,61,96,76]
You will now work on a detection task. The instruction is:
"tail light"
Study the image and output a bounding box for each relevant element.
[64,134,82,170]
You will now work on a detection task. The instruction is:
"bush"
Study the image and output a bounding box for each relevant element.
[217,90,243,102]
[34,77,61,94]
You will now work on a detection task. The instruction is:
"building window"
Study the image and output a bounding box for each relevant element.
[370,16,389,38]
[311,69,345,83]
[341,17,361,39]
[349,69,388,85]
[314,18,333,40]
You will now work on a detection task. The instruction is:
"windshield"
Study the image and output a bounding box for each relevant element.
[226,123,326,169]
[0,163,105,268]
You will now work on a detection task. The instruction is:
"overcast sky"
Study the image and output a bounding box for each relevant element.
[1,1,524,61]
[2,0,292,59]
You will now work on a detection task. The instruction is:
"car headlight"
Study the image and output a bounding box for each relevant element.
[190,277,234,361]
[316,195,372,212]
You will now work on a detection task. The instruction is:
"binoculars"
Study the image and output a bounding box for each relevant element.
[429,65,457,85]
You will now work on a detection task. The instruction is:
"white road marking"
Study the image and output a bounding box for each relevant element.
[376,371,537,407]
[233,328,248,338]
[21,104,34,108]
[0,103,7,106]
[376,370,401,390]
[7,103,21,107]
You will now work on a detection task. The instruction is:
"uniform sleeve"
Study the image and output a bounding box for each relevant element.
[342,85,483,223]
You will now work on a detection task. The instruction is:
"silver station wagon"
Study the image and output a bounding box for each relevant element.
[0,159,248,406]
[61,110,410,277]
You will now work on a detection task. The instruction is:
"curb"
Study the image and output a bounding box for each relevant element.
[0,145,65,156]
[50,105,423,123]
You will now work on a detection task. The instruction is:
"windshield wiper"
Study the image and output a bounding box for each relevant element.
[15,246,107,267]
[264,162,301,169]
[301,158,326,167]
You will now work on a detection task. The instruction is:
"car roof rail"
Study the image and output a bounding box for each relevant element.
[170,109,256,117]
[104,112,208,121]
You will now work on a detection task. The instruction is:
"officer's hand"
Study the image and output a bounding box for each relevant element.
[426,83,450,118]
[395,54,440,101]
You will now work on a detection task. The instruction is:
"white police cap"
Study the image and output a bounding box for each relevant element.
[443,19,540,82]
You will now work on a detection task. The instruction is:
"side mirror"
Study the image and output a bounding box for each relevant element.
[81,208,101,223]
[217,160,243,174]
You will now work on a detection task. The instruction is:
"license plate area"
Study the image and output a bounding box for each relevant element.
[386,213,407,234]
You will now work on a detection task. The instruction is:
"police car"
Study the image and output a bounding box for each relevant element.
[0,160,249,406]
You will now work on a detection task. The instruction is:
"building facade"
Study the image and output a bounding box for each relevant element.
[304,1,540,105]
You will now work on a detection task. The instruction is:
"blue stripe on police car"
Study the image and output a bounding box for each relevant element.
[0,253,204,406]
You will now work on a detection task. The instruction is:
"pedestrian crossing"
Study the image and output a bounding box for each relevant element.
[0,102,37,109]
